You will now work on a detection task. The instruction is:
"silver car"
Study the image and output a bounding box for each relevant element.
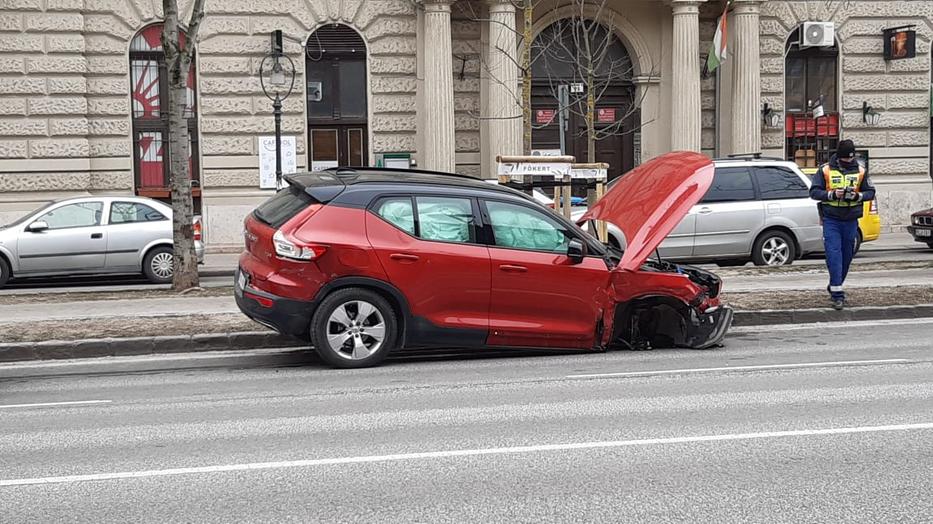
[0,196,204,287]
[574,158,823,266]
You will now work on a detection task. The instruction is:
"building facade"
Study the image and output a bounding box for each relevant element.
[0,0,930,245]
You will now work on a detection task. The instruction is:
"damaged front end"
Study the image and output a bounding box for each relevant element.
[608,260,733,351]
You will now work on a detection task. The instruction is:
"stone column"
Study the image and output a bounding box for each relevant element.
[485,0,522,172]
[730,0,762,154]
[422,0,456,172]
[670,0,704,152]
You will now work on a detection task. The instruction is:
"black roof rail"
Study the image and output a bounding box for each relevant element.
[323,165,478,181]
[713,154,788,162]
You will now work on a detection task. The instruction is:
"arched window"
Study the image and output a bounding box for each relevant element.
[529,19,637,179]
[785,27,839,168]
[306,24,368,169]
[129,24,200,200]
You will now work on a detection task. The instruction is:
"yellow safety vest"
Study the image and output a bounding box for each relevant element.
[822,165,865,207]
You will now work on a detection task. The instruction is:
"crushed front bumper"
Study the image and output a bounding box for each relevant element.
[685,305,734,349]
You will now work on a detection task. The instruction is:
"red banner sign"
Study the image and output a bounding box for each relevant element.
[597,108,616,123]
[536,109,556,124]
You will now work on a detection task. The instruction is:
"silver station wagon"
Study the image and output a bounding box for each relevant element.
[0,196,204,287]
[575,157,823,266]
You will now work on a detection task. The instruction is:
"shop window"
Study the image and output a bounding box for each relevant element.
[785,28,839,168]
[129,24,200,200]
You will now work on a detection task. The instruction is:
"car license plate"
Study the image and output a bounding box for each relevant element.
[237,271,248,290]
[918,229,932,238]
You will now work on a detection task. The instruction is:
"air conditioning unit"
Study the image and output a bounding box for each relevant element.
[800,22,835,48]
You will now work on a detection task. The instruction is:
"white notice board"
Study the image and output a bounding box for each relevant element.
[259,135,297,189]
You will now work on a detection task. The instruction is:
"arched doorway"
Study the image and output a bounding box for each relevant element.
[305,24,368,169]
[129,24,201,209]
[784,27,839,168]
[530,19,637,180]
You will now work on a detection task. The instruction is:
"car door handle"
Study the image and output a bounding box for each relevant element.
[499,264,528,273]
[389,253,419,263]
[698,207,713,214]
[91,233,103,239]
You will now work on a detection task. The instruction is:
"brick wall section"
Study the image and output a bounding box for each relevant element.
[760,1,932,177]
[451,7,480,177]
[699,4,718,157]
[0,2,97,192]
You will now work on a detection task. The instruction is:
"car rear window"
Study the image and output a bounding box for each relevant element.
[254,186,316,228]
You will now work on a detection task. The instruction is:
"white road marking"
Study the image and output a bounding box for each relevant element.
[0,400,112,410]
[0,347,306,371]
[565,359,910,379]
[2,422,932,487]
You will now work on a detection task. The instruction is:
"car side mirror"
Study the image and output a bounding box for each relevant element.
[567,238,586,264]
[27,221,49,233]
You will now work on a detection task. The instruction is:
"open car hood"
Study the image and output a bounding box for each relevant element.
[580,151,714,272]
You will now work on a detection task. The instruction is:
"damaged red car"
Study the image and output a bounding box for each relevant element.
[235,151,732,368]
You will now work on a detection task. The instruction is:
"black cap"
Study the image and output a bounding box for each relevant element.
[837,140,856,158]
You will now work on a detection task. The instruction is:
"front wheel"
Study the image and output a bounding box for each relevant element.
[0,256,10,288]
[143,246,174,284]
[752,231,796,266]
[310,288,398,368]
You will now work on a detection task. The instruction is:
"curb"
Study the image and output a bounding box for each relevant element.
[732,304,933,327]
[3,304,933,363]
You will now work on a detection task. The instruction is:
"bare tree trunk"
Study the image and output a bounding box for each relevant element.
[162,0,204,291]
[521,0,533,155]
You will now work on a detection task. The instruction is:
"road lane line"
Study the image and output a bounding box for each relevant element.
[0,400,112,410]
[564,359,910,379]
[2,421,932,487]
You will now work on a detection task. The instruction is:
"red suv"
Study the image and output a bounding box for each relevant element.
[236,151,732,368]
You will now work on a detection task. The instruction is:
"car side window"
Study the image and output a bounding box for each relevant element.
[415,196,474,244]
[375,197,416,235]
[754,167,810,200]
[110,202,166,224]
[36,202,103,230]
[702,168,755,203]
[485,200,569,253]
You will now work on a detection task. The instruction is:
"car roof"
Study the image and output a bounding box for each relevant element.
[290,167,532,199]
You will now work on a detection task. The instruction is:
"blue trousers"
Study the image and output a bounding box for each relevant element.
[822,216,858,300]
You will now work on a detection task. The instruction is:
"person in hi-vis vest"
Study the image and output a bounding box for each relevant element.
[809,140,875,310]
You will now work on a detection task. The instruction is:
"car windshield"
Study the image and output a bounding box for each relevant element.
[0,202,55,229]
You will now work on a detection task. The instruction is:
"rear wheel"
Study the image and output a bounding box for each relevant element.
[752,231,796,266]
[0,256,10,288]
[927,242,933,250]
[143,246,174,284]
[310,288,398,368]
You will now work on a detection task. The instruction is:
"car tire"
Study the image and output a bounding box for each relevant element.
[854,230,863,255]
[0,256,10,288]
[310,288,398,369]
[927,242,933,250]
[752,231,796,266]
[143,246,174,284]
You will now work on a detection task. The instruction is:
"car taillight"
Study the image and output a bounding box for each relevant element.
[272,230,326,261]
[869,200,878,214]
[193,215,202,241]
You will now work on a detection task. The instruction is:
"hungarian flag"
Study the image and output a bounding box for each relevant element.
[702,2,730,79]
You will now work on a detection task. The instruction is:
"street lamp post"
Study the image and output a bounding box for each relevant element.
[259,31,296,189]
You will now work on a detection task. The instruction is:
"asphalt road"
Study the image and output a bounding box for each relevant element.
[2,318,932,523]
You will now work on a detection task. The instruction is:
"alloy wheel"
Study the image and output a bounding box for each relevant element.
[326,300,386,360]
[150,252,174,279]
[761,237,790,266]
